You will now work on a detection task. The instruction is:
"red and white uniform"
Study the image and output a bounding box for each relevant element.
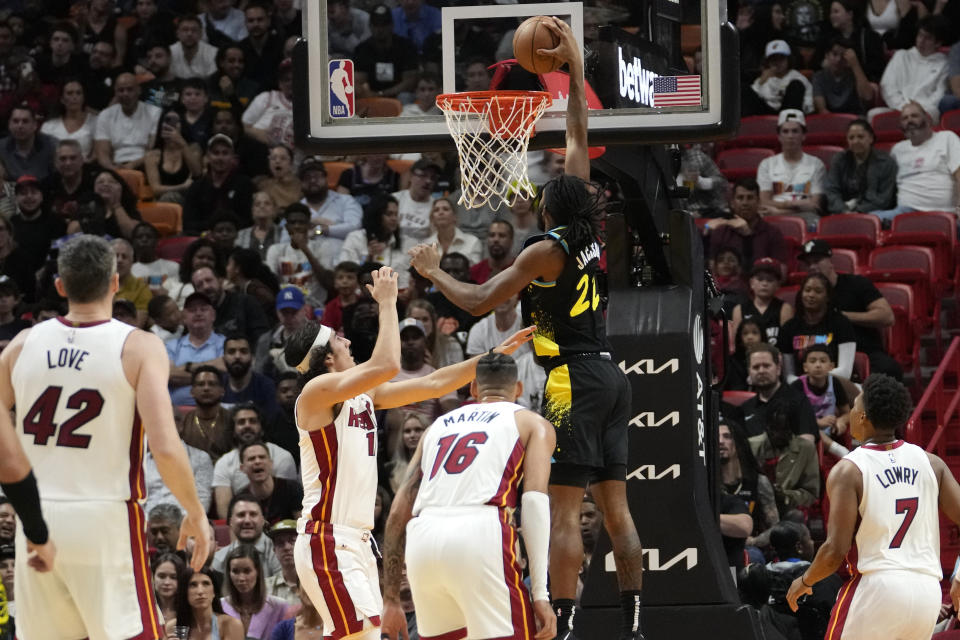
[293,393,382,639]
[406,401,535,640]
[12,318,160,640]
[826,440,942,640]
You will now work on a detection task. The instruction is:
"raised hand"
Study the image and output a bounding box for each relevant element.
[494,326,537,356]
[408,243,442,279]
[537,16,581,68]
[366,266,399,303]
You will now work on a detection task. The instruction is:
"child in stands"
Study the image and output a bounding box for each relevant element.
[790,345,851,459]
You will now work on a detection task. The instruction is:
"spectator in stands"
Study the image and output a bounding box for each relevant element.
[0,103,56,180]
[167,292,227,407]
[255,285,307,376]
[812,37,875,115]
[131,222,178,293]
[0,21,23,101]
[212,404,299,518]
[940,41,960,116]
[181,364,232,451]
[166,566,245,638]
[737,2,788,83]
[35,22,83,88]
[114,298,140,326]
[0,157,15,220]
[390,317,461,420]
[580,492,605,571]
[92,168,142,238]
[208,45,259,112]
[744,40,813,116]
[405,298,464,369]
[0,216,37,305]
[191,265,270,345]
[425,196,482,265]
[470,219,515,284]
[264,371,300,460]
[677,143,730,218]
[719,419,780,554]
[339,195,412,288]
[200,0,248,45]
[43,139,93,227]
[272,0,302,40]
[164,237,222,306]
[226,247,280,317]
[872,101,960,222]
[507,194,538,255]
[392,0,441,54]
[265,203,334,306]
[756,110,826,230]
[797,239,901,378]
[144,105,203,205]
[222,335,278,413]
[779,273,857,380]
[214,497,282,577]
[711,246,750,312]
[320,261,360,332]
[208,212,241,257]
[118,0,177,72]
[335,153,400,210]
[724,317,762,391]
[94,73,161,171]
[393,158,439,240]
[11,175,63,274]
[298,157,362,255]
[790,344,852,460]
[0,498,12,546]
[148,294,183,342]
[147,504,182,554]
[463,57,493,92]
[875,15,950,122]
[866,0,922,49]
[824,118,898,214]
[171,14,219,79]
[748,405,821,512]
[242,58,294,148]
[354,5,419,100]
[812,1,886,82]
[401,72,442,117]
[41,80,97,161]
[140,43,181,109]
[179,78,215,146]
[239,2,284,90]
[0,277,27,344]
[220,544,288,636]
[145,406,213,514]
[112,237,151,327]
[81,40,120,111]
[387,412,427,492]
[152,552,184,624]
[239,442,302,523]
[255,144,301,209]
[263,520,299,606]
[741,343,819,441]
[731,257,794,348]
[184,133,254,233]
[237,191,287,259]
[705,178,789,267]
[328,0,371,57]
[427,251,480,333]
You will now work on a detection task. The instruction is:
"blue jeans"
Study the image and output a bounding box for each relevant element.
[870,205,917,224]
[938,94,960,117]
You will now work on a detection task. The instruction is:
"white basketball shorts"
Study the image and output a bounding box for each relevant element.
[825,569,941,640]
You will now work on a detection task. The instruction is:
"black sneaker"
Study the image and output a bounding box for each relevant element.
[619,632,645,640]
[556,632,580,640]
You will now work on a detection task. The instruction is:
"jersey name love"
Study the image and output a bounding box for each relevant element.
[46,348,90,371]
[876,466,920,489]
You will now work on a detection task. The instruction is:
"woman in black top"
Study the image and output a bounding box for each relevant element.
[824,119,898,214]
[335,154,400,210]
[143,105,203,205]
[779,273,857,380]
[812,0,886,81]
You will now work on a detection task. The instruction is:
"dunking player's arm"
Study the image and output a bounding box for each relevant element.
[408,17,589,317]
[0,330,55,572]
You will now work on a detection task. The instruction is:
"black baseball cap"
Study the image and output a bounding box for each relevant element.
[797,239,833,261]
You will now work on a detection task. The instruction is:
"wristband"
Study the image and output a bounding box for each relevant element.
[1,470,49,544]
[800,574,813,588]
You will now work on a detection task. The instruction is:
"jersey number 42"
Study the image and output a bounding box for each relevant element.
[21,386,103,449]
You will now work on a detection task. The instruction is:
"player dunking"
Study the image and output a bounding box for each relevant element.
[786,374,960,639]
[284,266,533,640]
[381,352,557,640]
[0,234,210,640]
[408,17,644,640]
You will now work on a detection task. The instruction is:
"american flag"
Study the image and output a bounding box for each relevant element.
[652,75,702,107]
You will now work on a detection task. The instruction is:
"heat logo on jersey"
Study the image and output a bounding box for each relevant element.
[329,59,355,118]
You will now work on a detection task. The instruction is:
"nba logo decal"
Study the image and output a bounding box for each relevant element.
[329,59,355,118]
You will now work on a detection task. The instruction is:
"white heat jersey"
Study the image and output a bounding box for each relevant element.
[12,318,141,502]
[844,440,941,579]
[298,393,378,531]
[413,402,526,515]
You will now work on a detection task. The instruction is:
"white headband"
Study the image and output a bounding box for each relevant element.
[295,325,335,373]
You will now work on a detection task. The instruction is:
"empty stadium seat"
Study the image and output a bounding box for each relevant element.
[323,161,353,189]
[852,351,870,383]
[866,245,940,351]
[139,202,182,237]
[776,284,799,306]
[116,168,146,199]
[156,236,199,263]
[765,215,808,244]
[730,115,780,149]
[942,109,960,134]
[885,210,957,291]
[875,282,921,381]
[815,214,881,264]
[805,113,858,146]
[356,97,403,117]
[715,147,775,181]
[803,145,844,170]
[722,391,756,406]
[870,110,904,142]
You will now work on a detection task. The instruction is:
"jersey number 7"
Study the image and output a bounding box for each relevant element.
[429,432,488,480]
[889,497,919,549]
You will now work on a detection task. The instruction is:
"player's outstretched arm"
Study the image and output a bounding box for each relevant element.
[372,326,535,410]
[127,330,211,571]
[926,452,960,611]
[538,16,588,180]
[408,239,564,316]
[382,437,427,640]
[0,329,55,571]
[786,460,861,611]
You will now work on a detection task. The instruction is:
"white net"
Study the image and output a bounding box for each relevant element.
[437,91,552,211]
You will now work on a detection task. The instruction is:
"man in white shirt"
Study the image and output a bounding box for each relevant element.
[756,109,826,230]
[131,222,179,294]
[93,73,161,170]
[170,14,219,80]
[872,101,960,223]
[200,0,248,44]
[746,40,814,116]
[144,407,214,515]
[393,158,440,240]
[265,204,335,306]
[298,157,362,259]
[873,16,950,122]
[328,0,371,57]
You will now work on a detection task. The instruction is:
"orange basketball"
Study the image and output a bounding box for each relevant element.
[512,16,562,75]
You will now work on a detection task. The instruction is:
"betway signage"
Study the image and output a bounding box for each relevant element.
[617,46,659,107]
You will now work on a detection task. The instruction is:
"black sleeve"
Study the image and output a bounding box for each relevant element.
[832,375,849,408]
[854,275,882,307]
[831,312,858,346]
[778,319,797,355]
[721,491,750,516]
[794,392,820,439]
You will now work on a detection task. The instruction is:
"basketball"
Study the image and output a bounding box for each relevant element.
[512,16,562,75]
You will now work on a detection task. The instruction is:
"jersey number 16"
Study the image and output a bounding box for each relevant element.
[429,432,489,480]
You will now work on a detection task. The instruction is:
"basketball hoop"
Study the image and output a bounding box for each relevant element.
[436,90,552,211]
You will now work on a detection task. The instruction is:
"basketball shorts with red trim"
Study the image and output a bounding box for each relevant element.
[825,569,940,640]
[294,523,382,640]
[14,500,161,640]
[406,505,536,640]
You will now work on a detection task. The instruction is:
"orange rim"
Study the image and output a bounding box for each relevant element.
[436,90,553,111]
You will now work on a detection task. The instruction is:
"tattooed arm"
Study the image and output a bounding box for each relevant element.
[380,436,427,640]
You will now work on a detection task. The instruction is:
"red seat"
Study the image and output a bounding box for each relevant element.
[715,147,775,181]
[866,245,941,351]
[722,390,756,406]
[815,214,881,264]
[885,210,957,291]
[803,145,845,170]
[730,115,780,149]
[214,521,232,548]
[874,140,897,153]
[786,249,857,284]
[805,113,858,146]
[941,109,960,134]
[766,215,808,244]
[871,110,904,142]
[775,284,799,306]
[875,282,921,382]
[852,351,871,383]
[156,236,200,263]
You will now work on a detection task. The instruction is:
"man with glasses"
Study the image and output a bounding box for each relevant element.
[392,158,439,240]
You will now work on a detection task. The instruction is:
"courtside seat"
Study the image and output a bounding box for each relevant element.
[715,147,774,181]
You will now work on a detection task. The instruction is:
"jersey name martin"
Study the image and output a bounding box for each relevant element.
[442,409,501,427]
[876,465,920,489]
[575,242,601,271]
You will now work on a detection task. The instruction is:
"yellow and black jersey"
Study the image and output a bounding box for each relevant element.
[520,226,611,369]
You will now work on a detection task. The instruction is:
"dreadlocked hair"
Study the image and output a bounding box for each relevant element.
[541,174,607,254]
[284,321,335,382]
